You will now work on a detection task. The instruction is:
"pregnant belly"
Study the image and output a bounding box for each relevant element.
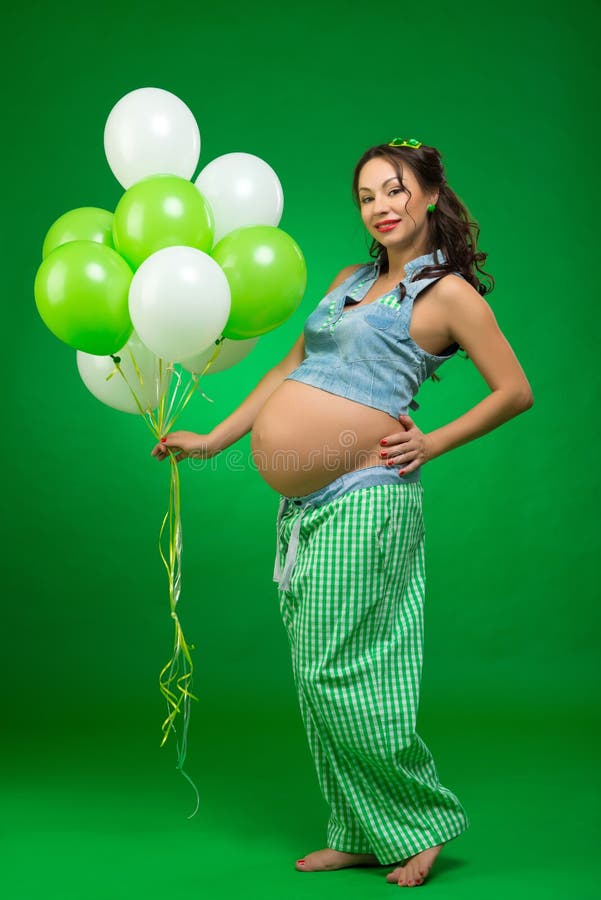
[251,380,401,497]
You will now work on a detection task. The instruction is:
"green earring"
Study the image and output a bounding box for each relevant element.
[427,203,436,212]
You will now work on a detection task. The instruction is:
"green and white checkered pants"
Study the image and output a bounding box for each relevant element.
[273,466,469,864]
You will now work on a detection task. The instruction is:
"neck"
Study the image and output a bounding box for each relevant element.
[383,242,431,280]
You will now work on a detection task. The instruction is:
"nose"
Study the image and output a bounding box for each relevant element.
[372,193,393,216]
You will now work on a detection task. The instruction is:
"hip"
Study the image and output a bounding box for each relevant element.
[273,467,424,591]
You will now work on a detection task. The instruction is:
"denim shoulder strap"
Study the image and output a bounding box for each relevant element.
[325,263,373,301]
[407,268,465,301]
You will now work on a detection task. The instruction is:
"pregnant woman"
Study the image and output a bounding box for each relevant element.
[152,138,533,888]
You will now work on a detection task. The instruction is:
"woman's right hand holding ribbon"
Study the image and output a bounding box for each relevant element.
[151,431,219,464]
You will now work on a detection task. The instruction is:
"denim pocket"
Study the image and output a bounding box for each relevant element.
[364,303,405,337]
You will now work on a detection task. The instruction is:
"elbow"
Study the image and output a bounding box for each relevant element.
[495,384,533,416]
[514,387,534,413]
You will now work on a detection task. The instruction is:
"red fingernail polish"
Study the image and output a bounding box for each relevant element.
[297,859,305,864]
[160,437,166,442]
[387,459,394,466]
[381,440,388,445]
[399,470,406,475]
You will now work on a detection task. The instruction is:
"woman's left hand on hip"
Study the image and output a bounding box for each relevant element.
[379,414,432,474]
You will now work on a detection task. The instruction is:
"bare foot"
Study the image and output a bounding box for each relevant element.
[296,848,380,872]
[385,842,445,886]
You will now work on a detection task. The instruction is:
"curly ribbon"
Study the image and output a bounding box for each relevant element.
[108,338,224,818]
[157,449,200,817]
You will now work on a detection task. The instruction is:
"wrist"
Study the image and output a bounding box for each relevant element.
[201,431,220,455]
[424,431,442,463]
[206,427,233,456]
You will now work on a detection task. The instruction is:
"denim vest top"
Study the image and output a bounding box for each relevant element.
[284,249,464,419]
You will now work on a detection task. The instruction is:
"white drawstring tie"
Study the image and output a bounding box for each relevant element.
[273,497,313,591]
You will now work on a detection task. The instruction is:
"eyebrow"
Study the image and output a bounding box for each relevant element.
[358,176,401,193]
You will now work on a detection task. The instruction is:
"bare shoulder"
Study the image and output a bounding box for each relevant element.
[434,272,485,304]
[429,273,505,353]
[325,263,366,293]
[432,273,495,322]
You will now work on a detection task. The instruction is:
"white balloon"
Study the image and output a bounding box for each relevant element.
[129,246,231,362]
[104,87,201,189]
[180,336,259,375]
[195,152,284,245]
[76,332,172,414]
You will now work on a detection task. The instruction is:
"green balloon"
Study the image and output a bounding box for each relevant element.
[42,207,114,259]
[34,241,134,355]
[112,174,214,269]
[212,225,307,339]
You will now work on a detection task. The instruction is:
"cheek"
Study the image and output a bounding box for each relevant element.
[401,198,418,219]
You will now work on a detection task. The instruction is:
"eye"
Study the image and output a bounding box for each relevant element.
[360,187,405,203]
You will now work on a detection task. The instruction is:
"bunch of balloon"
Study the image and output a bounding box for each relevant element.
[33,86,307,816]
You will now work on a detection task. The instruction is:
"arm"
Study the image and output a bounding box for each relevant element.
[209,333,306,452]
[151,334,305,461]
[425,277,533,462]
[209,264,363,452]
[381,276,534,473]
[152,264,363,461]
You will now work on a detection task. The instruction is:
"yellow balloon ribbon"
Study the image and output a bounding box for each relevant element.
[108,338,225,818]
[157,449,200,818]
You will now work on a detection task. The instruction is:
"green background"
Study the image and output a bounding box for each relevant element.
[3,0,599,897]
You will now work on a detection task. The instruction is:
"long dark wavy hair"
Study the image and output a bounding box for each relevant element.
[351,143,494,299]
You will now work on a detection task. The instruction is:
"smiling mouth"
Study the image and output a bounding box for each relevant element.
[375,220,401,231]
